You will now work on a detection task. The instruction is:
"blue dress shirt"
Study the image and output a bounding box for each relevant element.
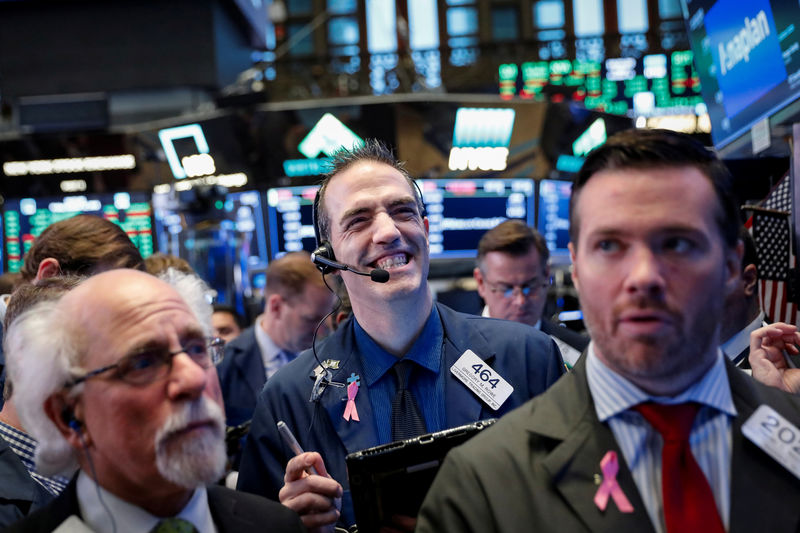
[353,306,445,444]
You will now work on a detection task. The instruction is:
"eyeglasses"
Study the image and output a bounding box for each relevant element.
[66,337,226,388]
[485,279,548,299]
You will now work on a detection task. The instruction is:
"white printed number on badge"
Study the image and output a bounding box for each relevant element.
[450,350,513,411]
[742,405,800,480]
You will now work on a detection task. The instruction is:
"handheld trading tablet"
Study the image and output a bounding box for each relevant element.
[346,419,497,533]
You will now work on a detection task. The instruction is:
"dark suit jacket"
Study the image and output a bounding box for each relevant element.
[217,326,265,426]
[4,477,306,532]
[541,318,590,352]
[237,302,565,528]
[418,357,800,533]
[0,438,52,528]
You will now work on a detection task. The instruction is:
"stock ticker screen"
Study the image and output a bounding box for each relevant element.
[419,178,536,259]
[266,179,536,260]
[537,179,572,261]
[498,51,703,117]
[151,188,268,308]
[2,192,154,273]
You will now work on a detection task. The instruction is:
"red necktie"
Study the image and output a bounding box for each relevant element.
[634,402,725,533]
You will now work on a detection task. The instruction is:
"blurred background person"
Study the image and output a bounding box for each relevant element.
[217,251,335,426]
[474,219,588,367]
[212,304,244,344]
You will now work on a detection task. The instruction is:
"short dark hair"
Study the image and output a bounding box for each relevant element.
[212,304,244,329]
[145,253,195,276]
[740,225,757,270]
[570,129,741,247]
[21,215,145,281]
[3,275,83,401]
[315,139,424,243]
[265,252,325,301]
[476,219,549,271]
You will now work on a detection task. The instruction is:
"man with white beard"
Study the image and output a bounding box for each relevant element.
[3,269,305,532]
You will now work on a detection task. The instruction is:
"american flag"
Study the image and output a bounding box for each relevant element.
[748,172,800,326]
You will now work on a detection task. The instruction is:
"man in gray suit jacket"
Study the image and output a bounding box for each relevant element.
[4,270,305,532]
[419,129,800,532]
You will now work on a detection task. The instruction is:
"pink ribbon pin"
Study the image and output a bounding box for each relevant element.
[343,380,360,422]
[594,451,634,513]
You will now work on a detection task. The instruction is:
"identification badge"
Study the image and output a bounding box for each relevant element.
[742,404,800,480]
[450,350,513,410]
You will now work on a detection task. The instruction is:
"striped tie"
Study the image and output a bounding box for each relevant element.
[391,360,427,441]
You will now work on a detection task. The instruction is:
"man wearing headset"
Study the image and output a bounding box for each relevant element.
[237,140,565,531]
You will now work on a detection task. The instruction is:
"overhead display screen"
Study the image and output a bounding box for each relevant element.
[419,178,536,259]
[682,0,800,147]
[537,179,572,261]
[3,192,154,273]
[265,185,320,260]
[152,188,268,308]
[266,179,536,260]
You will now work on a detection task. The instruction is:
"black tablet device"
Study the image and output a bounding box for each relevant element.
[345,419,497,533]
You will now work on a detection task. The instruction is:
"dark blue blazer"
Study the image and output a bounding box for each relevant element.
[217,326,266,426]
[237,302,565,528]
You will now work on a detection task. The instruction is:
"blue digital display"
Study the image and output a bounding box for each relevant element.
[537,179,572,261]
[152,189,268,311]
[684,0,800,147]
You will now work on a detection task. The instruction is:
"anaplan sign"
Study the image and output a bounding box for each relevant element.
[717,10,770,76]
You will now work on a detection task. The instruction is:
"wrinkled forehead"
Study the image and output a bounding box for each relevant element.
[325,163,414,208]
[60,273,199,357]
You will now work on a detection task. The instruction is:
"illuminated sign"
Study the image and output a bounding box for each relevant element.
[282,158,333,177]
[555,154,585,173]
[153,173,249,194]
[297,113,364,159]
[572,118,607,157]
[158,124,214,179]
[3,155,136,176]
[60,179,87,192]
[449,108,515,172]
[283,114,364,177]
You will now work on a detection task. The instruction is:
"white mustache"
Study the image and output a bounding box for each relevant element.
[155,397,225,448]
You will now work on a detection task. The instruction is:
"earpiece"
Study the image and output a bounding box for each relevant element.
[61,407,81,432]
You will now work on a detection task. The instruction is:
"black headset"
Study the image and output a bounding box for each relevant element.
[310,177,427,275]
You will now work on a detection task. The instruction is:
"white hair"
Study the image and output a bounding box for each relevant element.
[157,267,215,337]
[5,268,215,478]
[5,302,83,476]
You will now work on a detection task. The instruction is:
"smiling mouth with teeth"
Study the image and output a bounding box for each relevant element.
[375,253,409,270]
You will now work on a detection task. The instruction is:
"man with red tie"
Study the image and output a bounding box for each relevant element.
[418,128,800,533]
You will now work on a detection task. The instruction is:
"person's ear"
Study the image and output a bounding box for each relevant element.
[266,293,284,317]
[36,258,61,281]
[568,242,580,293]
[44,393,90,449]
[742,263,758,297]
[474,267,487,299]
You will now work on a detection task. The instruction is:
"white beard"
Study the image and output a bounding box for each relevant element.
[154,397,227,489]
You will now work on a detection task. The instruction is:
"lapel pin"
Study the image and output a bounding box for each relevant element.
[343,373,361,422]
[594,451,634,513]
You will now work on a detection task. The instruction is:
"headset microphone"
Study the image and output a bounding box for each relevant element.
[311,246,390,283]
